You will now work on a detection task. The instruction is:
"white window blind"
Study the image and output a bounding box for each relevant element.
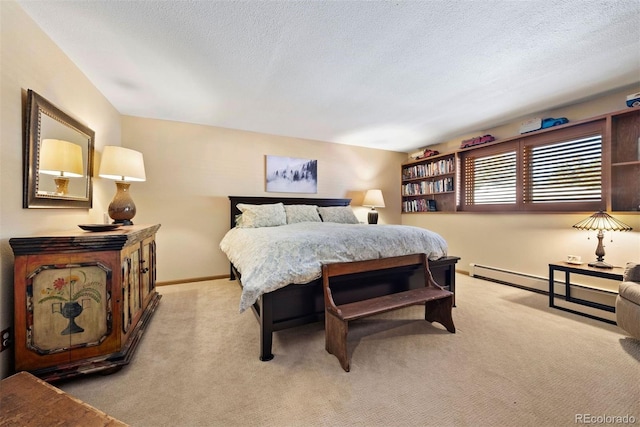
[524,135,602,204]
[459,121,604,212]
[464,151,517,205]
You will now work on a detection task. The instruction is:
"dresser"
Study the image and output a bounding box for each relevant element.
[9,224,161,381]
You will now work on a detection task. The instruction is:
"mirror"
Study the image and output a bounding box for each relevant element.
[24,89,94,208]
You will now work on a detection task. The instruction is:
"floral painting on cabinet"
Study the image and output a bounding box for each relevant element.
[29,264,111,353]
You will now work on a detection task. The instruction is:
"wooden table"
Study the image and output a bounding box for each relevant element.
[548,261,624,324]
[0,371,127,426]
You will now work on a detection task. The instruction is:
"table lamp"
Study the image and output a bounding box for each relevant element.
[39,139,83,196]
[572,210,632,268]
[99,146,146,225]
[363,189,385,224]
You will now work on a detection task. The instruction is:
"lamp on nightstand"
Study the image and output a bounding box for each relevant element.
[572,210,632,268]
[363,189,385,224]
[99,146,146,225]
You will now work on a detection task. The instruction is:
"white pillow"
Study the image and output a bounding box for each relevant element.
[236,203,286,228]
[284,205,321,224]
[317,206,359,224]
[234,213,244,227]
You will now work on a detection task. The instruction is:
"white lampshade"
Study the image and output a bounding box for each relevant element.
[99,146,146,182]
[39,139,83,177]
[363,189,385,208]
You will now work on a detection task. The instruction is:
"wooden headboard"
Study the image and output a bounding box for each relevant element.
[228,196,351,230]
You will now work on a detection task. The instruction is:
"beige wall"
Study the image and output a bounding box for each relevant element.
[0,2,122,378]
[403,212,639,283]
[121,116,406,282]
[403,86,640,288]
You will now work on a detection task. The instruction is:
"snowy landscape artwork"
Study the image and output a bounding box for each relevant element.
[266,155,318,193]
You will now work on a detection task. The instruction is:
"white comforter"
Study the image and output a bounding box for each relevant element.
[219,222,448,312]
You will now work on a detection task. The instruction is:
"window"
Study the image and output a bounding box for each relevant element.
[459,121,605,212]
[463,149,517,206]
[524,135,602,204]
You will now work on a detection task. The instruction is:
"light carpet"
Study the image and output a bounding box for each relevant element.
[59,275,640,427]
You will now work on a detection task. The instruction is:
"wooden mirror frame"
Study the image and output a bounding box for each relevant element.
[24,89,94,208]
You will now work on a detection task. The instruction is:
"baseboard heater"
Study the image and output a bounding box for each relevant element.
[469,263,549,294]
[468,263,617,304]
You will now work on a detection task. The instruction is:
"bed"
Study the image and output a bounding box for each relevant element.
[222,196,460,361]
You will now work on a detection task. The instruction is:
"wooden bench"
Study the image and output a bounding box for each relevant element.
[322,253,455,372]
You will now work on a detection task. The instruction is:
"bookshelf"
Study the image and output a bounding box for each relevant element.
[401,153,457,213]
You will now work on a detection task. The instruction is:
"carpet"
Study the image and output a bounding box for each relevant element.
[59,274,640,427]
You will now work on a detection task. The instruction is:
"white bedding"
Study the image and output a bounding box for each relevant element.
[220,222,448,312]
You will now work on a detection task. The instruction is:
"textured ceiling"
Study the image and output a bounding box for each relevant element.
[18,1,640,153]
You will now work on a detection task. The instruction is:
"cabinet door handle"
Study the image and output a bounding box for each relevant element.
[141,267,150,273]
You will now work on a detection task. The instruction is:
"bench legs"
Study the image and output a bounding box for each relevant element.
[325,311,350,372]
[325,298,456,372]
[425,296,456,333]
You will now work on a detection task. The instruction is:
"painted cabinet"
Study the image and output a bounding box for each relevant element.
[10,224,160,381]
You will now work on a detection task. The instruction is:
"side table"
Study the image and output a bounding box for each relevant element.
[548,262,624,324]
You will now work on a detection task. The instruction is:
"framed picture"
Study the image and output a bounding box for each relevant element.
[427,199,437,212]
[266,156,318,193]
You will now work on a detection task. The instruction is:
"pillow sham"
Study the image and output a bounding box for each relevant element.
[317,206,359,224]
[237,203,286,228]
[284,204,322,224]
